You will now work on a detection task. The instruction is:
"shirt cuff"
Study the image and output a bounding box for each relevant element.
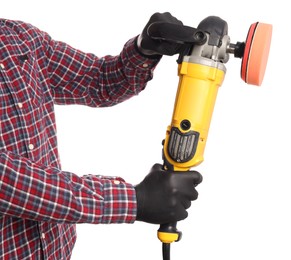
[100,176,137,224]
[121,36,161,71]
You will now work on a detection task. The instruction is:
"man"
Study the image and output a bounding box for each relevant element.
[0,12,202,259]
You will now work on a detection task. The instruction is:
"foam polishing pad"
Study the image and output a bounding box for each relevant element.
[241,22,272,86]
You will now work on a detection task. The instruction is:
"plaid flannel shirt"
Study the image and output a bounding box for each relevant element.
[0,19,159,259]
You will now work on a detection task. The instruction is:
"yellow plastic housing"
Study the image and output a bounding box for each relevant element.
[163,61,225,171]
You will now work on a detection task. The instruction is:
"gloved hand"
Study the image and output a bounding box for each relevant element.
[137,12,188,57]
[134,163,202,224]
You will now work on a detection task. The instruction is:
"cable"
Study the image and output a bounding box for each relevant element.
[162,243,171,260]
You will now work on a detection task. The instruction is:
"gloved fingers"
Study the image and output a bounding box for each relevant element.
[139,38,183,56]
[138,12,188,56]
[151,164,203,184]
[174,203,188,221]
[189,188,199,201]
[181,198,191,209]
[147,41,185,56]
[149,165,202,199]
[148,12,183,26]
[189,170,203,185]
[154,207,188,224]
[171,171,203,187]
[178,186,199,201]
[151,163,164,171]
[147,22,200,44]
[170,171,202,200]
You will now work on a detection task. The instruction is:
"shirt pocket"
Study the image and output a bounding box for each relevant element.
[12,53,43,109]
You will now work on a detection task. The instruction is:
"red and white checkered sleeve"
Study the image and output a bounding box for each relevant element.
[0,151,137,224]
[43,32,161,107]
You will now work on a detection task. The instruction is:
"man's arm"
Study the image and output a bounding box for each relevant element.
[42,31,161,107]
[0,151,136,224]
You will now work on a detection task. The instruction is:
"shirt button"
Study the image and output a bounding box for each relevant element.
[28,144,34,150]
[113,180,121,185]
[41,233,46,239]
[0,63,5,69]
[17,103,23,108]
[142,63,149,68]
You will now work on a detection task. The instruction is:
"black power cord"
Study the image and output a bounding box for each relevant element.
[162,243,171,260]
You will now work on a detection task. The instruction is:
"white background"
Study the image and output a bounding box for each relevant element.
[1,1,290,259]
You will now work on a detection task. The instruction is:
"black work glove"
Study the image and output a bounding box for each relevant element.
[137,12,188,57]
[134,163,203,224]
